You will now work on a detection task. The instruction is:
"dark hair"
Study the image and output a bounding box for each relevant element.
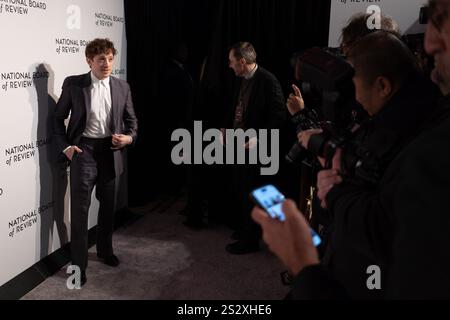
[85,38,117,59]
[341,13,401,52]
[229,42,257,64]
[347,31,418,88]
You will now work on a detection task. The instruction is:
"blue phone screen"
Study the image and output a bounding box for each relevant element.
[252,185,322,247]
[252,185,287,221]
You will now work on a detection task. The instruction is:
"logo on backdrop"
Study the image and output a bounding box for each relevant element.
[2,139,51,167]
[66,5,81,30]
[336,0,382,28]
[54,38,90,55]
[0,70,48,93]
[0,0,47,16]
[0,187,3,197]
[95,12,124,28]
[366,5,382,30]
[113,68,126,77]
[7,201,53,238]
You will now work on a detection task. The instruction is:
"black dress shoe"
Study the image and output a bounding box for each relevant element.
[225,241,260,255]
[81,271,87,287]
[97,254,120,267]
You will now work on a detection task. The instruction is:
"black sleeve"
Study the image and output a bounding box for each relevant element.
[53,77,72,155]
[386,131,450,299]
[122,82,138,146]
[290,265,350,300]
[325,181,394,265]
[265,76,287,129]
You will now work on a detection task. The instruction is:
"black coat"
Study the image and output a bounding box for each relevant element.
[292,94,450,299]
[321,74,441,299]
[224,66,287,130]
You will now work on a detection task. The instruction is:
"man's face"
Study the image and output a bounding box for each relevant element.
[229,50,246,77]
[348,58,379,116]
[353,75,380,116]
[425,0,450,95]
[87,51,114,80]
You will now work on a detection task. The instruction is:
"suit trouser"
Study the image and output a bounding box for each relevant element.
[70,137,116,271]
[231,164,262,244]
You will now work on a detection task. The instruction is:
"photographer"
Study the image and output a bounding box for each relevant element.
[284,30,440,298]
[254,9,450,290]
[286,12,401,119]
[315,31,441,299]
[285,13,402,228]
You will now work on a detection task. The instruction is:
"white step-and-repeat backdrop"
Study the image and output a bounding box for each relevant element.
[329,0,428,47]
[0,0,126,287]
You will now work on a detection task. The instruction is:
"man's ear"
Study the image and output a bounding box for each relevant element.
[376,76,393,99]
[86,57,92,68]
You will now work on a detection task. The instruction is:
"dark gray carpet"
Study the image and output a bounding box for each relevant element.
[22,196,289,300]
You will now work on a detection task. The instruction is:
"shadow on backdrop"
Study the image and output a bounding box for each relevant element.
[33,63,68,259]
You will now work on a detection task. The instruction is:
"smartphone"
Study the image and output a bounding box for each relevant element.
[251,185,322,247]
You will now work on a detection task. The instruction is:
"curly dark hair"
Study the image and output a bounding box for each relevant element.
[85,38,117,59]
[341,13,401,54]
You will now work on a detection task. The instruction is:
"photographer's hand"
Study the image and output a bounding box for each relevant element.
[244,136,258,150]
[286,84,305,115]
[297,129,323,149]
[252,200,320,277]
[297,129,326,166]
[220,128,226,145]
[317,149,343,209]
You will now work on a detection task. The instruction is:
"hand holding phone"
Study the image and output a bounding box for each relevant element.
[251,185,322,247]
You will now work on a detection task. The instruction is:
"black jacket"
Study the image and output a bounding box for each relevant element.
[224,66,287,130]
[320,74,441,299]
[292,93,450,299]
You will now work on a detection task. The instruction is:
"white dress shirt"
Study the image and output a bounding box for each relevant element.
[82,72,112,138]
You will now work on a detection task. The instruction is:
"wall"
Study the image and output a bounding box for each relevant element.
[0,0,127,287]
[329,0,428,47]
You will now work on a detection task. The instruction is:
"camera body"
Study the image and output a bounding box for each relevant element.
[287,47,380,184]
[287,47,356,164]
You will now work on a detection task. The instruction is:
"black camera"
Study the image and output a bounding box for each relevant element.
[286,47,357,166]
[286,48,381,183]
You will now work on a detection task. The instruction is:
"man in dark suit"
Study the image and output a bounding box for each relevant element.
[54,38,138,286]
[224,42,287,255]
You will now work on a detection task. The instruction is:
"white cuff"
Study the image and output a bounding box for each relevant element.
[63,146,72,154]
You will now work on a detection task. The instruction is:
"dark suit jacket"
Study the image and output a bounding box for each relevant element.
[54,72,138,176]
[224,66,287,130]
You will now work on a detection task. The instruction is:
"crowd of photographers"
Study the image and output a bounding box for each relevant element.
[252,0,450,299]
